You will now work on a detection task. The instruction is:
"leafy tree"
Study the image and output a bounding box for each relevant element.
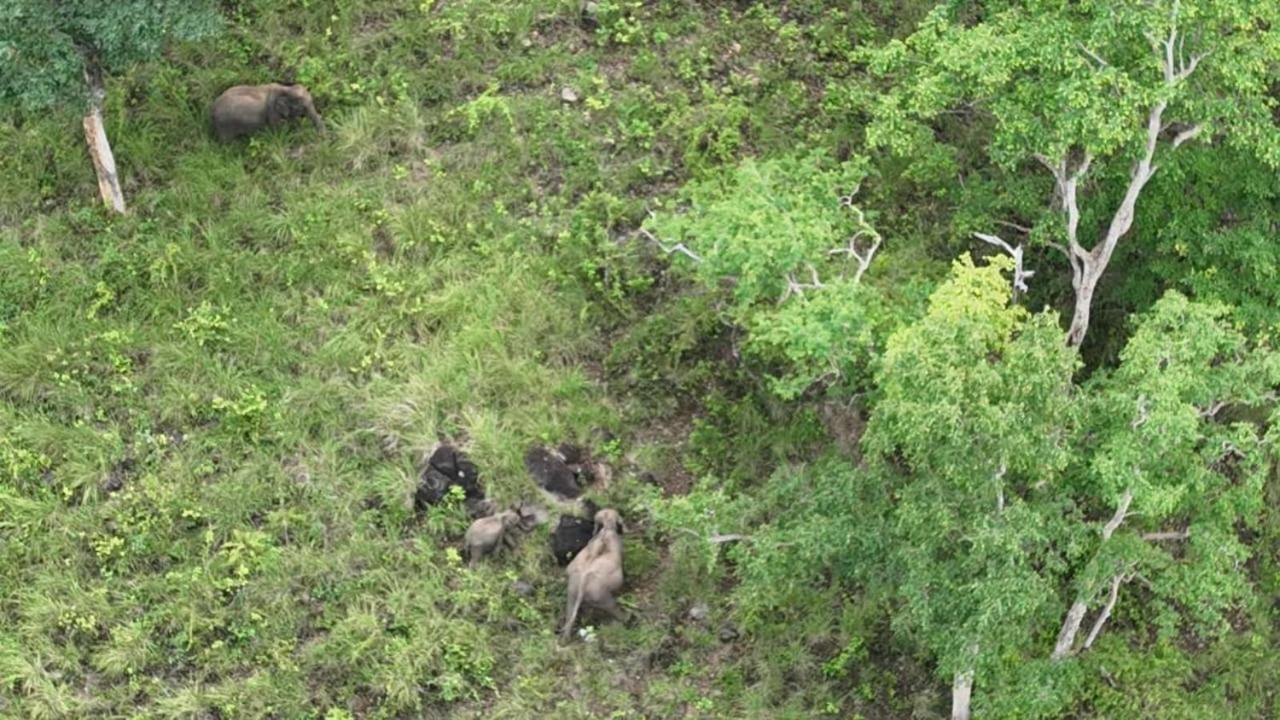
[0,1,221,212]
[865,255,1080,719]
[864,258,1277,719]
[865,0,1280,346]
[678,256,1280,719]
[644,152,905,398]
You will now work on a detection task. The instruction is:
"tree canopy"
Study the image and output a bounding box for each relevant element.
[0,1,220,111]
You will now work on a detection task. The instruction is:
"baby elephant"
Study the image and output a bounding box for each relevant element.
[561,508,626,639]
[210,83,325,142]
[464,507,528,566]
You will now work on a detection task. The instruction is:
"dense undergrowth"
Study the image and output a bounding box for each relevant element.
[3,1,1280,718]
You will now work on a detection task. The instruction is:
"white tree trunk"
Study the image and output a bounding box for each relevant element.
[952,668,974,720]
[1035,8,1207,348]
[1051,488,1132,660]
[82,64,125,214]
[1066,268,1099,348]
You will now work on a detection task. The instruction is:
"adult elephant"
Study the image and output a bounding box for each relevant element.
[210,83,325,142]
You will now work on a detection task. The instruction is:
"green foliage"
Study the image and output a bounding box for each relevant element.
[646,153,901,398]
[867,0,1280,168]
[3,1,1279,718]
[0,0,221,111]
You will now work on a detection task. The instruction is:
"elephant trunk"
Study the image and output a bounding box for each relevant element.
[305,101,325,133]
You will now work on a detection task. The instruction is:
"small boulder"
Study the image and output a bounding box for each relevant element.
[580,1,600,28]
[560,86,580,104]
[718,623,739,643]
[688,603,710,623]
[512,579,534,597]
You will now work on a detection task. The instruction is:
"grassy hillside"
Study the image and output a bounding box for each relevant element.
[8,2,1280,719]
[0,2,910,717]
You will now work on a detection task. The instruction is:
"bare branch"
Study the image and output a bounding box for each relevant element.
[975,232,1035,300]
[1198,399,1226,418]
[1061,153,1092,255]
[1083,573,1129,650]
[1174,51,1209,82]
[1077,43,1110,69]
[995,219,1033,234]
[1171,124,1202,148]
[780,265,825,303]
[1052,488,1134,661]
[1102,488,1134,541]
[1052,602,1088,661]
[1131,395,1150,429]
[639,228,703,263]
[1043,240,1071,260]
[829,193,883,284]
[1142,529,1190,541]
[1034,153,1062,178]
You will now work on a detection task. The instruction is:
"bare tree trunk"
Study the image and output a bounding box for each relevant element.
[1083,573,1126,650]
[1066,268,1099,348]
[1031,7,1207,347]
[952,668,974,720]
[1051,600,1089,661]
[1051,488,1132,660]
[82,61,125,214]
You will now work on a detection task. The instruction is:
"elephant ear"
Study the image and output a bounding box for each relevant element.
[270,92,293,121]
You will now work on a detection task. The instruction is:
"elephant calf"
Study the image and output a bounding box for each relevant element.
[464,506,532,566]
[561,508,626,639]
[210,83,325,142]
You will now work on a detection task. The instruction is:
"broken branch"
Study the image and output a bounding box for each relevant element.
[1083,573,1129,650]
[639,228,703,263]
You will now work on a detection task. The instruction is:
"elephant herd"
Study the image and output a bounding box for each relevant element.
[211,79,630,638]
[417,442,628,641]
[466,503,628,640]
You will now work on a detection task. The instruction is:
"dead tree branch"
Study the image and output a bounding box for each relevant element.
[1083,573,1130,650]
[974,232,1035,301]
[639,228,703,263]
[1051,488,1134,661]
[830,189,883,283]
[1142,529,1191,541]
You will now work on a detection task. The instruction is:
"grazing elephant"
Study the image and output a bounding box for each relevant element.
[561,508,626,639]
[464,508,525,566]
[210,83,325,142]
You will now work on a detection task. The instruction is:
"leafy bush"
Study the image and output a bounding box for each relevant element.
[646,152,900,398]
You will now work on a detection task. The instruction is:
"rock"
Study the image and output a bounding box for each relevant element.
[688,603,709,623]
[581,1,600,28]
[718,623,739,643]
[560,86,580,104]
[512,579,534,597]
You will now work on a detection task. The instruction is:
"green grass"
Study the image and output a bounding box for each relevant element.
[0,1,906,717]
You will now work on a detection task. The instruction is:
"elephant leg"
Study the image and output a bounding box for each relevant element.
[597,595,625,623]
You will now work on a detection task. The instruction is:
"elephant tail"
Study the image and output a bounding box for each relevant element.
[561,573,586,640]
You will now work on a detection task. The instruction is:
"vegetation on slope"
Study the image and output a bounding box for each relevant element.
[3,1,1280,719]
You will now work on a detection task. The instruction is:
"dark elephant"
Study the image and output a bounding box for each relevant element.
[415,444,485,511]
[210,83,325,142]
